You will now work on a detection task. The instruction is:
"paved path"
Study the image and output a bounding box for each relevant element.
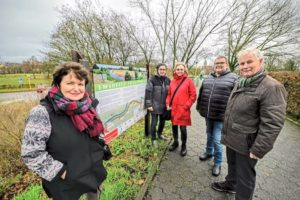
[147,103,300,200]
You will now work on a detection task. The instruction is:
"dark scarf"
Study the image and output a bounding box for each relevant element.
[238,68,265,88]
[48,85,104,137]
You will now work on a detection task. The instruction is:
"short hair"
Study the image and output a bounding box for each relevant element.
[215,56,228,64]
[156,63,167,69]
[52,62,90,86]
[237,49,264,60]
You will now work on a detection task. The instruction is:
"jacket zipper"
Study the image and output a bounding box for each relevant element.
[160,78,164,108]
[224,87,240,135]
[206,77,217,118]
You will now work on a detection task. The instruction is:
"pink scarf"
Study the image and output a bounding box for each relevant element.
[48,85,104,137]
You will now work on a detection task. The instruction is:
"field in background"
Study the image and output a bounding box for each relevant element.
[0,74,51,93]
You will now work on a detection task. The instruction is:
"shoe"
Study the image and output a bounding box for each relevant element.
[212,165,221,176]
[199,153,213,161]
[158,134,168,141]
[152,140,158,148]
[211,181,236,194]
[180,144,187,157]
[168,141,179,151]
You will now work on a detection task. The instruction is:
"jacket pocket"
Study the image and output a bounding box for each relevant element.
[231,123,257,135]
[177,106,189,120]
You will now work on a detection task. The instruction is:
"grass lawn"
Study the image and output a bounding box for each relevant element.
[0,74,51,93]
[0,83,172,199]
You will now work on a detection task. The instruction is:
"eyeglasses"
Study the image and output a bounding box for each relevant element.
[215,62,226,65]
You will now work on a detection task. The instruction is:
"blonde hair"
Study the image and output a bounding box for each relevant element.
[174,62,188,72]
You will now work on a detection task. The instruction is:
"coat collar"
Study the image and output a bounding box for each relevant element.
[211,69,231,77]
[173,72,187,80]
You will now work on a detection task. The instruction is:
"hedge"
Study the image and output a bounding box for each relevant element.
[268,71,300,119]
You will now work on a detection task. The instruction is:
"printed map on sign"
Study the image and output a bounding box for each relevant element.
[93,64,147,143]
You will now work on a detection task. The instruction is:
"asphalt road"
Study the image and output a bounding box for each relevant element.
[147,105,300,200]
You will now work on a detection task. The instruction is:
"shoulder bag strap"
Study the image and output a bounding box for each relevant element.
[169,77,187,107]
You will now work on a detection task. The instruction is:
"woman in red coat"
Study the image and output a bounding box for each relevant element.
[166,62,196,156]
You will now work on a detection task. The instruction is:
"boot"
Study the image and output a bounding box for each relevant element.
[180,126,187,156]
[168,140,179,151]
[180,144,187,156]
[169,126,179,151]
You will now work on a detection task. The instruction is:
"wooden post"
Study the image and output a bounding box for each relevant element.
[144,63,151,137]
[80,59,94,98]
[71,50,94,98]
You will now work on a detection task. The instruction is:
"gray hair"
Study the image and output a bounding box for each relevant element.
[237,48,264,60]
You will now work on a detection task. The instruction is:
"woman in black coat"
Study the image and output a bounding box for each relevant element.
[145,63,171,146]
[22,62,107,200]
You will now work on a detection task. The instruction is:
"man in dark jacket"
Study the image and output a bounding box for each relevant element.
[196,56,238,176]
[212,49,287,200]
[145,63,171,147]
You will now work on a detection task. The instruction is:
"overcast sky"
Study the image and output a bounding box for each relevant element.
[0,0,131,63]
[1,0,299,63]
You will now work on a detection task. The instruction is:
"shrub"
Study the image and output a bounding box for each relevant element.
[5,100,171,199]
[0,101,38,198]
[268,71,300,119]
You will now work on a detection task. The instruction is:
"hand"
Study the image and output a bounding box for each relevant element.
[249,152,259,160]
[61,170,67,180]
[147,107,154,111]
[167,106,171,110]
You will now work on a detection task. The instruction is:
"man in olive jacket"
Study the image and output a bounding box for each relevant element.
[212,49,287,200]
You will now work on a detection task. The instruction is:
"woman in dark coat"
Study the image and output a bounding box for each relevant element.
[166,62,196,156]
[145,63,171,147]
[21,62,107,200]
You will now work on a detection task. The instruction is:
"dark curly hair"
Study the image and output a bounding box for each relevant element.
[52,62,90,86]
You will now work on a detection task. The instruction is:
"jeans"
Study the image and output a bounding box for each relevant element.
[150,113,166,141]
[205,119,223,166]
[225,147,258,200]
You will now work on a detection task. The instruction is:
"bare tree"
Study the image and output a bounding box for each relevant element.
[131,0,238,66]
[119,16,156,65]
[22,56,43,76]
[265,55,280,71]
[109,13,139,66]
[130,0,176,63]
[45,0,139,66]
[225,0,299,70]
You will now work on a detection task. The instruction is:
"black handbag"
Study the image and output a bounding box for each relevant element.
[162,77,187,120]
[162,109,171,120]
[103,143,112,161]
[97,138,113,161]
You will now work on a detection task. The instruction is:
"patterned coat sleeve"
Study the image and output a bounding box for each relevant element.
[21,105,65,181]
